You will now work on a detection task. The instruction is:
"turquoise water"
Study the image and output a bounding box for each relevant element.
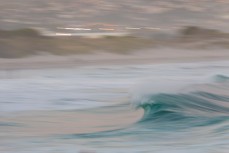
[63,76,229,153]
[0,61,229,153]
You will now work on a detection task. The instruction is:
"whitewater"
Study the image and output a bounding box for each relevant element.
[0,60,229,153]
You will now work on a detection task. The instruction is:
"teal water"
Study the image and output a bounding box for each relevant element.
[0,61,229,153]
[62,77,229,153]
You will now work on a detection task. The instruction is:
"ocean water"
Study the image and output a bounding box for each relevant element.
[0,61,229,153]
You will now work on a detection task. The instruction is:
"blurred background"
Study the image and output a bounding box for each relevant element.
[0,0,229,58]
[1,0,229,31]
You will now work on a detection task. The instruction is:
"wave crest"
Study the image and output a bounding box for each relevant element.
[130,75,229,126]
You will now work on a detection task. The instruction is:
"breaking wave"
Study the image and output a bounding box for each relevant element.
[132,74,229,129]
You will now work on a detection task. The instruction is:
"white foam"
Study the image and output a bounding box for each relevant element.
[1,60,229,113]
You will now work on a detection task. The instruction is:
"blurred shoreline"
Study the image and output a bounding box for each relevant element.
[1,26,229,69]
[1,49,229,70]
